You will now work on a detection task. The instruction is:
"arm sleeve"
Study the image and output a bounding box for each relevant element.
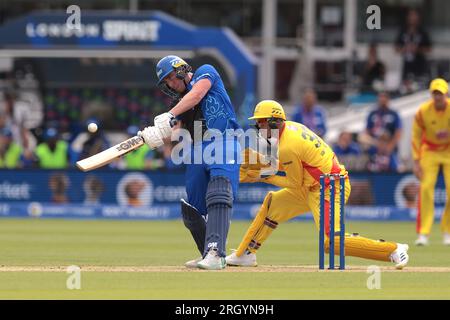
[193,64,218,86]
[411,109,424,160]
[262,175,295,189]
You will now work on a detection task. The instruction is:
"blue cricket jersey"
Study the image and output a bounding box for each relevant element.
[187,64,240,133]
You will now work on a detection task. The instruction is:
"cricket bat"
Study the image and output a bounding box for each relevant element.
[76,136,145,172]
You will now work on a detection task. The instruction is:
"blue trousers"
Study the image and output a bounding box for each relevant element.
[185,140,240,215]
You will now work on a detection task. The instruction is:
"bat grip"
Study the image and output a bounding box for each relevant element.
[170,118,178,127]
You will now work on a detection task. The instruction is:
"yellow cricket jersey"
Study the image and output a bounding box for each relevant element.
[412,98,450,160]
[264,121,347,189]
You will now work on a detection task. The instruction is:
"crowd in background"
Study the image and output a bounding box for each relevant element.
[0,8,434,173]
[292,89,403,173]
[0,83,408,173]
[0,89,178,171]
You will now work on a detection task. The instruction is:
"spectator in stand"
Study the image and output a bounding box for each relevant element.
[0,94,37,166]
[367,132,400,172]
[0,127,22,168]
[35,128,68,169]
[333,131,361,156]
[292,89,327,138]
[359,92,402,172]
[0,108,12,133]
[360,43,386,94]
[333,131,367,172]
[395,8,432,92]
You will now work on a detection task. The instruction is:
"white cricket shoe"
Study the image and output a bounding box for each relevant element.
[443,233,450,246]
[185,257,202,268]
[197,249,226,270]
[226,250,257,267]
[415,234,429,246]
[390,243,409,270]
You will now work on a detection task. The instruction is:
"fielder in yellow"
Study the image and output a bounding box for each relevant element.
[412,78,450,246]
[226,100,409,269]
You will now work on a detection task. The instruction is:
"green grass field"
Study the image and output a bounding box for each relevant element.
[0,218,450,299]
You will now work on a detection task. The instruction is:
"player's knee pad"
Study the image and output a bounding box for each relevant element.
[181,199,206,255]
[206,176,233,210]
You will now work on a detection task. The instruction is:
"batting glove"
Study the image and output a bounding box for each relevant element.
[154,112,176,139]
[137,126,164,149]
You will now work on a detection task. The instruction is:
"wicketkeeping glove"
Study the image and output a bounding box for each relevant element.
[241,148,272,170]
[239,166,262,183]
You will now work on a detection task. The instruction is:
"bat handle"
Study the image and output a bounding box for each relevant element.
[170,118,178,127]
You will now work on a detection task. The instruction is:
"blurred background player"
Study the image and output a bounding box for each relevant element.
[0,127,22,168]
[138,55,241,269]
[35,127,68,169]
[412,78,450,246]
[395,8,432,93]
[292,89,327,138]
[360,43,386,94]
[226,100,409,269]
[358,92,402,172]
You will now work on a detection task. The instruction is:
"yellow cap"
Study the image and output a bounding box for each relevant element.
[429,78,448,94]
[248,100,286,120]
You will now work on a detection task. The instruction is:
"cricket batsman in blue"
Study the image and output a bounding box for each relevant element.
[138,55,241,270]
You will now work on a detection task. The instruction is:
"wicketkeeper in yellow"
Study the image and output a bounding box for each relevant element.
[412,78,450,246]
[226,100,409,269]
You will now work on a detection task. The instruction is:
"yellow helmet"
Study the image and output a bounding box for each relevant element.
[248,100,286,121]
[429,78,448,94]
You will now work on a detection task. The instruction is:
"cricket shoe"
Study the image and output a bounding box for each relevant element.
[226,249,257,267]
[390,243,409,270]
[415,234,429,246]
[185,257,202,269]
[443,233,450,246]
[197,249,226,270]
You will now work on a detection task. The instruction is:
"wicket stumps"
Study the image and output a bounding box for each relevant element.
[319,174,346,270]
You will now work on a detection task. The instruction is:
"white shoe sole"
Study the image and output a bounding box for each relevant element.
[226,261,257,267]
[185,259,202,268]
[415,237,429,246]
[197,263,225,270]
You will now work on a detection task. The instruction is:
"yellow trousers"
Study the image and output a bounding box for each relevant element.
[418,150,450,235]
[236,178,398,262]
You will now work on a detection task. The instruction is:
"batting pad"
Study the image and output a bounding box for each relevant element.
[181,199,206,255]
[204,176,233,257]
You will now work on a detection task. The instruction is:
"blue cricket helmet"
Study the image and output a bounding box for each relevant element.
[155,55,192,99]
